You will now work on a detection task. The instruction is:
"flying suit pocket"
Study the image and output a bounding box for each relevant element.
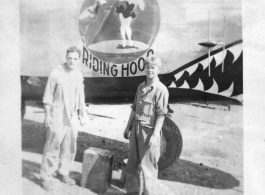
[142,97,154,116]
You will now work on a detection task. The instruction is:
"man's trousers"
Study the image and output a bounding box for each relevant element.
[40,113,79,181]
[125,121,161,195]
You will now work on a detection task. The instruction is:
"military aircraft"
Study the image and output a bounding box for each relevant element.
[20,0,242,170]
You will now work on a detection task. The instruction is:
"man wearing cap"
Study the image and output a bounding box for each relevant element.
[124,55,169,195]
[39,46,87,190]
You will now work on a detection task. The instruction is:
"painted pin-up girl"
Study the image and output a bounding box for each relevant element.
[116,0,145,49]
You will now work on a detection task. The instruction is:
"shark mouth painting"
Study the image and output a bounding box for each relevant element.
[166,40,243,103]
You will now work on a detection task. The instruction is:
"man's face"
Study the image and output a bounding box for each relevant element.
[66,52,80,69]
[98,0,107,5]
[145,63,160,79]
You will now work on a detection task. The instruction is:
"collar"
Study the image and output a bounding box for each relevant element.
[142,77,159,92]
[145,77,159,86]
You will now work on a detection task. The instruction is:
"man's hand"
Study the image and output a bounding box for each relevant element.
[123,127,131,139]
[123,110,135,139]
[79,117,87,127]
[149,133,160,147]
[44,114,52,128]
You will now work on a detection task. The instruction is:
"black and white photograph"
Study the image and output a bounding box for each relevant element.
[0,0,264,194]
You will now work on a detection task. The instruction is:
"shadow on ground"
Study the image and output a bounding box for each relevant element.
[22,160,82,185]
[159,159,240,189]
[22,160,42,186]
[22,119,239,190]
[22,160,125,195]
[22,119,129,170]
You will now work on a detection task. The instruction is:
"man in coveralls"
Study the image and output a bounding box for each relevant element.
[39,46,87,190]
[123,55,169,195]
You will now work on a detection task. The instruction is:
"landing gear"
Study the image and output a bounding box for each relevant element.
[158,117,183,171]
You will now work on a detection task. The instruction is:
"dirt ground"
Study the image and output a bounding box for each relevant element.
[22,101,243,195]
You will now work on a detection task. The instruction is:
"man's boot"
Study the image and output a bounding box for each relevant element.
[41,179,56,190]
[57,174,76,185]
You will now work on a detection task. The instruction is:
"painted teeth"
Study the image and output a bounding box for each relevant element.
[170,42,243,100]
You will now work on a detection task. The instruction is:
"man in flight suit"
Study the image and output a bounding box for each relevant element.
[39,46,87,190]
[124,55,169,195]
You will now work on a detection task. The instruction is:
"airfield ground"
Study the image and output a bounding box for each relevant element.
[22,101,243,195]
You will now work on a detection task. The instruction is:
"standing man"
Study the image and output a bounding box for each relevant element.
[40,46,87,190]
[123,55,169,195]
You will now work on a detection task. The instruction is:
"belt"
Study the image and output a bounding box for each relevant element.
[136,114,151,121]
[135,114,154,128]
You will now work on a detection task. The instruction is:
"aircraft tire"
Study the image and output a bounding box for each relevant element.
[158,116,183,171]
